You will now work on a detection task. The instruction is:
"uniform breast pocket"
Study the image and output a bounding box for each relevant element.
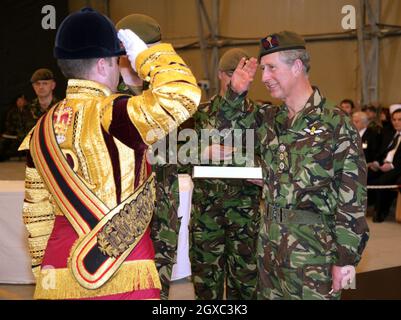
[289,134,333,188]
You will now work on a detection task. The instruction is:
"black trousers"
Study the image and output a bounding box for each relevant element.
[368,169,401,219]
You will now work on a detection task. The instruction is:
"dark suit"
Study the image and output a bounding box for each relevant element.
[361,127,381,163]
[368,130,401,221]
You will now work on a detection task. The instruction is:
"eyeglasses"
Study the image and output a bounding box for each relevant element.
[261,35,279,50]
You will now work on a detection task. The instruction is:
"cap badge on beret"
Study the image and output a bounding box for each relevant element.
[261,35,279,51]
[30,68,54,83]
[259,31,306,59]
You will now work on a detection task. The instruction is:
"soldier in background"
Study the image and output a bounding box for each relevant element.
[0,94,34,161]
[219,31,369,299]
[28,68,58,120]
[190,48,261,300]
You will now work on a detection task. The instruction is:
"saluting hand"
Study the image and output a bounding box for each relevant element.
[117,29,148,72]
[230,57,258,95]
[119,56,143,87]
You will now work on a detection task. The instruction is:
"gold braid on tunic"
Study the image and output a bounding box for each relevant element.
[18,42,201,297]
[22,166,55,278]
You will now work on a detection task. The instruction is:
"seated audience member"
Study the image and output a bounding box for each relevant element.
[339,98,355,116]
[380,105,398,143]
[0,94,34,161]
[368,105,401,222]
[352,111,381,163]
[364,104,382,133]
[380,107,391,127]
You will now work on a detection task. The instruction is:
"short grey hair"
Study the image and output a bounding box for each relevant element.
[353,111,369,126]
[279,49,310,74]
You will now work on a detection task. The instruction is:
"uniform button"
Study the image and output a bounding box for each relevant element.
[279,144,286,152]
[279,162,285,170]
[279,153,285,161]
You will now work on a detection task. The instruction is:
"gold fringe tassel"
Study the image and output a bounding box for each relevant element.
[33,260,161,300]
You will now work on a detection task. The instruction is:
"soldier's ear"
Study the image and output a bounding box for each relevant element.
[51,80,56,91]
[96,58,107,77]
[292,59,304,76]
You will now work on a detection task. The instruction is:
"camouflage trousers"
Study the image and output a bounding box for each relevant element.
[151,166,180,300]
[190,181,261,300]
[257,217,341,300]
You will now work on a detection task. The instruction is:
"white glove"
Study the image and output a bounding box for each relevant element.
[117,29,148,72]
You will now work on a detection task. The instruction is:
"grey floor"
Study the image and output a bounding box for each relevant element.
[1,160,401,299]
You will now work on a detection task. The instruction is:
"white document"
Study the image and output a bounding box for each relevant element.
[171,174,193,281]
[192,166,263,179]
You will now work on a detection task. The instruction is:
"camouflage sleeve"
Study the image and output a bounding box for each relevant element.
[333,115,370,266]
[220,86,260,127]
[219,87,270,157]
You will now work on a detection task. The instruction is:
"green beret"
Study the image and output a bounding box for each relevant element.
[218,48,249,72]
[259,31,306,59]
[30,68,54,83]
[116,14,161,44]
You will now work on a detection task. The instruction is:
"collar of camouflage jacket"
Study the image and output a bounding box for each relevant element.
[31,96,59,107]
[276,86,326,126]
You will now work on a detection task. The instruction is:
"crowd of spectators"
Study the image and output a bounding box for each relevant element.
[339,98,401,223]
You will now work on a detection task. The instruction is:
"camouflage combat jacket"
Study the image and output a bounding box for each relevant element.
[4,106,35,141]
[194,94,262,189]
[29,96,59,120]
[220,86,369,266]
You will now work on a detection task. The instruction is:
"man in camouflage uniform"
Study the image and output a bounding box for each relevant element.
[116,14,181,300]
[219,31,369,299]
[29,68,58,121]
[190,48,261,300]
[0,94,34,161]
